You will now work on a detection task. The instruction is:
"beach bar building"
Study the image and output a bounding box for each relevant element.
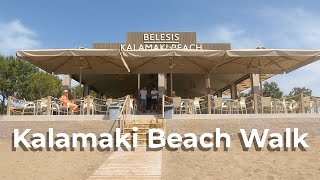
[13,32,320,116]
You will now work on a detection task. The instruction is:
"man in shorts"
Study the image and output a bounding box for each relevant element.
[140,87,147,113]
[150,87,158,112]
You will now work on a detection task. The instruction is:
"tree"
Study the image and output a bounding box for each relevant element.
[0,55,62,114]
[262,81,283,98]
[23,72,62,100]
[239,90,251,97]
[71,85,97,99]
[289,87,312,97]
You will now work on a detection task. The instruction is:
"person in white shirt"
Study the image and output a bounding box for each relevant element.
[140,87,147,113]
[150,87,158,112]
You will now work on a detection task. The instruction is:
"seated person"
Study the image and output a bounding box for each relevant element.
[60,90,78,114]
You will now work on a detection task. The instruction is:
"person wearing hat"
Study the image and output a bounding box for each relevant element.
[60,90,78,114]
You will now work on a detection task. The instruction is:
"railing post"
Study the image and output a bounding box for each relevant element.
[86,95,91,115]
[253,94,258,114]
[207,94,212,114]
[7,96,12,115]
[300,93,305,113]
[162,95,165,119]
[126,95,130,117]
[46,96,52,115]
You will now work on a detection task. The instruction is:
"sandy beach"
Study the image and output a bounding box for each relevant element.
[0,119,320,179]
[162,135,320,180]
[0,140,113,180]
[1,136,319,180]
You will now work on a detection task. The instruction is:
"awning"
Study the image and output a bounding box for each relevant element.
[16,49,130,74]
[16,48,320,75]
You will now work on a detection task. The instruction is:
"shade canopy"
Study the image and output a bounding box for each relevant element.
[16,49,129,74]
[218,49,320,74]
[17,48,320,75]
[121,49,225,74]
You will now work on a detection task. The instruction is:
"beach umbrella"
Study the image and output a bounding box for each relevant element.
[215,49,320,74]
[17,48,131,97]
[121,49,225,74]
[16,49,130,74]
[211,49,320,91]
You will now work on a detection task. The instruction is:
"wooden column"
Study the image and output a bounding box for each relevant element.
[46,96,52,115]
[300,93,305,113]
[170,73,173,96]
[231,82,237,99]
[137,74,140,111]
[86,95,91,115]
[207,94,212,114]
[158,73,167,97]
[7,96,12,115]
[206,75,211,94]
[83,84,89,97]
[253,94,259,114]
[251,74,260,114]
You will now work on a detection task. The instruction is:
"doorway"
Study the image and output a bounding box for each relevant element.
[138,74,158,113]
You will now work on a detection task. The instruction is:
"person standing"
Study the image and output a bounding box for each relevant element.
[150,87,158,112]
[140,87,147,113]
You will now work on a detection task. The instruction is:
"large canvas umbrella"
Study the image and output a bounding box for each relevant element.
[16,49,129,74]
[17,48,130,97]
[121,49,225,74]
[214,49,320,74]
[214,49,320,91]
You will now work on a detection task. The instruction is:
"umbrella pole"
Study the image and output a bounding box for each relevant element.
[80,67,83,98]
[170,72,173,96]
[137,74,140,111]
[259,67,262,96]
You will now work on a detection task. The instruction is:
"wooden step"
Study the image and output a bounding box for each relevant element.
[121,133,149,139]
[125,139,162,146]
[124,119,165,124]
[123,128,150,133]
[120,119,164,146]
[124,124,163,129]
[123,128,163,134]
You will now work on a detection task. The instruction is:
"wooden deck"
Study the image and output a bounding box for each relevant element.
[87,148,162,180]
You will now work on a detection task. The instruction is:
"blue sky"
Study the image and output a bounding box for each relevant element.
[1,0,320,95]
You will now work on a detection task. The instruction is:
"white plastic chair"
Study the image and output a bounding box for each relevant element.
[35,98,48,115]
[231,100,241,114]
[83,99,95,115]
[303,96,311,113]
[193,97,201,114]
[129,98,137,115]
[172,97,182,114]
[11,98,36,115]
[288,100,299,113]
[213,97,223,114]
[261,97,272,114]
[239,97,248,114]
